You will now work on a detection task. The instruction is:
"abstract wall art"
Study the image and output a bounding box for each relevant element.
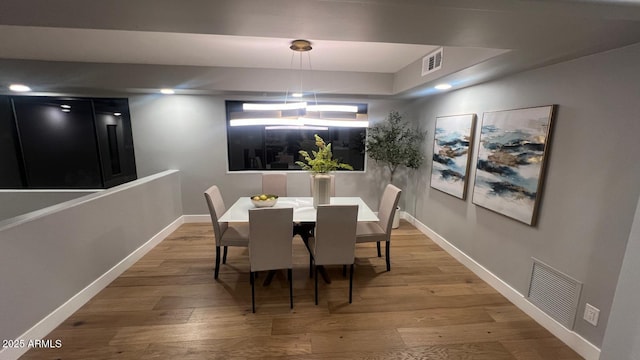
[472,105,556,226]
[430,113,476,199]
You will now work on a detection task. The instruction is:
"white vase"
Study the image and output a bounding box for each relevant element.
[312,174,331,208]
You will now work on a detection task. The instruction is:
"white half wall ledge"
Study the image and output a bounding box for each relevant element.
[0,216,185,360]
[0,170,183,360]
[402,213,601,360]
[0,170,180,232]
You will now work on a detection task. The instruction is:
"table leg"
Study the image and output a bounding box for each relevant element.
[263,270,277,286]
[295,223,332,284]
[317,266,331,284]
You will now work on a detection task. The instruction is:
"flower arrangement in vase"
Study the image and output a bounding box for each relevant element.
[296,134,353,207]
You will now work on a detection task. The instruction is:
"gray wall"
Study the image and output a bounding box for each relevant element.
[403,43,640,346]
[0,170,182,342]
[128,94,408,215]
[0,191,97,222]
[600,195,640,360]
[2,41,636,352]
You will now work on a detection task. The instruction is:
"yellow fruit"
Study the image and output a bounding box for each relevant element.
[252,196,260,200]
[259,194,267,200]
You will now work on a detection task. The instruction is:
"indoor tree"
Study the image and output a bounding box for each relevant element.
[365,110,425,183]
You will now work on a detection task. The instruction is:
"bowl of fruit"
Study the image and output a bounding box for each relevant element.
[250,194,279,208]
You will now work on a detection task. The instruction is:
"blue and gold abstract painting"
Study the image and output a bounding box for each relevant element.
[430,114,476,199]
[472,105,555,226]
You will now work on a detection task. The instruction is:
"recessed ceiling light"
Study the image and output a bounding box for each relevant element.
[9,84,31,92]
[114,112,122,116]
[60,104,71,109]
[160,88,175,95]
[434,83,452,90]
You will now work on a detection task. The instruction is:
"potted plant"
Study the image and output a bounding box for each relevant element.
[365,110,426,227]
[296,134,353,207]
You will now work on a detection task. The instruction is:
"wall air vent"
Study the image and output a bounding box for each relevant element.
[527,258,583,329]
[421,47,443,76]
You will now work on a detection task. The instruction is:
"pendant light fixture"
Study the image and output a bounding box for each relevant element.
[230,39,368,128]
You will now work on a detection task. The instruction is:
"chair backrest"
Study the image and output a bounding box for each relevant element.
[204,185,228,245]
[313,205,358,265]
[378,184,402,237]
[309,174,335,197]
[249,207,294,272]
[262,173,287,196]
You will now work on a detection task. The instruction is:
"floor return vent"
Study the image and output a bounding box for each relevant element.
[527,258,582,329]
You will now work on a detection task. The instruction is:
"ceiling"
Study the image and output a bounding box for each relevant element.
[0,26,441,73]
[1,0,640,98]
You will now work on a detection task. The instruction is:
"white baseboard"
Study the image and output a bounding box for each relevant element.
[182,214,210,223]
[402,213,601,360]
[0,216,185,360]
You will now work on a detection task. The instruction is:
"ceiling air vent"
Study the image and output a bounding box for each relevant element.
[422,47,443,76]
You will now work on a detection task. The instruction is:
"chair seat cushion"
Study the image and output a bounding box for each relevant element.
[355,221,386,243]
[221,223,250,246]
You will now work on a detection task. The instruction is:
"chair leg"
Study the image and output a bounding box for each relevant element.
[250,271,255,313]
[222,246,228,264]
[288,268,293,309]
[214,246,221,279]
[385,241,391,271]
[349,263,354,304]
[314,264,319,305]
[377,242,382,257]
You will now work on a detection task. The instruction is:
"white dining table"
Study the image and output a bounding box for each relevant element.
[219,196,379,223]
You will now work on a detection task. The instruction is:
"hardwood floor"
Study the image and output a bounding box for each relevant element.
[21,221,583,359]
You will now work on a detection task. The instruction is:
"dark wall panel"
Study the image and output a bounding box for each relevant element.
[12,97,102,188]
[0,97,24,188]
[93,99,137,188]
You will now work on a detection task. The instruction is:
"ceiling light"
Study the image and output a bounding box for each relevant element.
[114,112,122,116]
[307,105,358,113]
[60,104,71,109]
[243,102,306,111]
[61,109,70,113]
[238,40,369,128]
[9,84,31,92]
[230,118,303,127]
[265,125,328,131]
[435,83,452,90]
[160,88,175,94]
[302,117,369,128]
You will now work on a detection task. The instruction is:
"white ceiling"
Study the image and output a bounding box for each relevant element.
[1,0,640,97]
[0,26,439,73]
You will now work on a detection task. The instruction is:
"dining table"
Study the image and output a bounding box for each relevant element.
[218,196,379,284]
[218,196,379,223]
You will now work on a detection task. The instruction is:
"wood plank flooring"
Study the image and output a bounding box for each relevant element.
[21,221,583,359]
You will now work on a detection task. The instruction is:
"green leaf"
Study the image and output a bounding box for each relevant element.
[296,134,354,174]
[364,111,426,181]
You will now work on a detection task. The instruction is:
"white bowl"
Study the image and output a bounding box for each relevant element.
[250,195,278,208]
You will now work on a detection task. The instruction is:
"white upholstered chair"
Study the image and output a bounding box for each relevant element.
[356,184,401,272]
[262,172,287,196]
[204,185,249,279]
[294,174,337,262]
[308,204,358,305]
[248,207,294,313]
